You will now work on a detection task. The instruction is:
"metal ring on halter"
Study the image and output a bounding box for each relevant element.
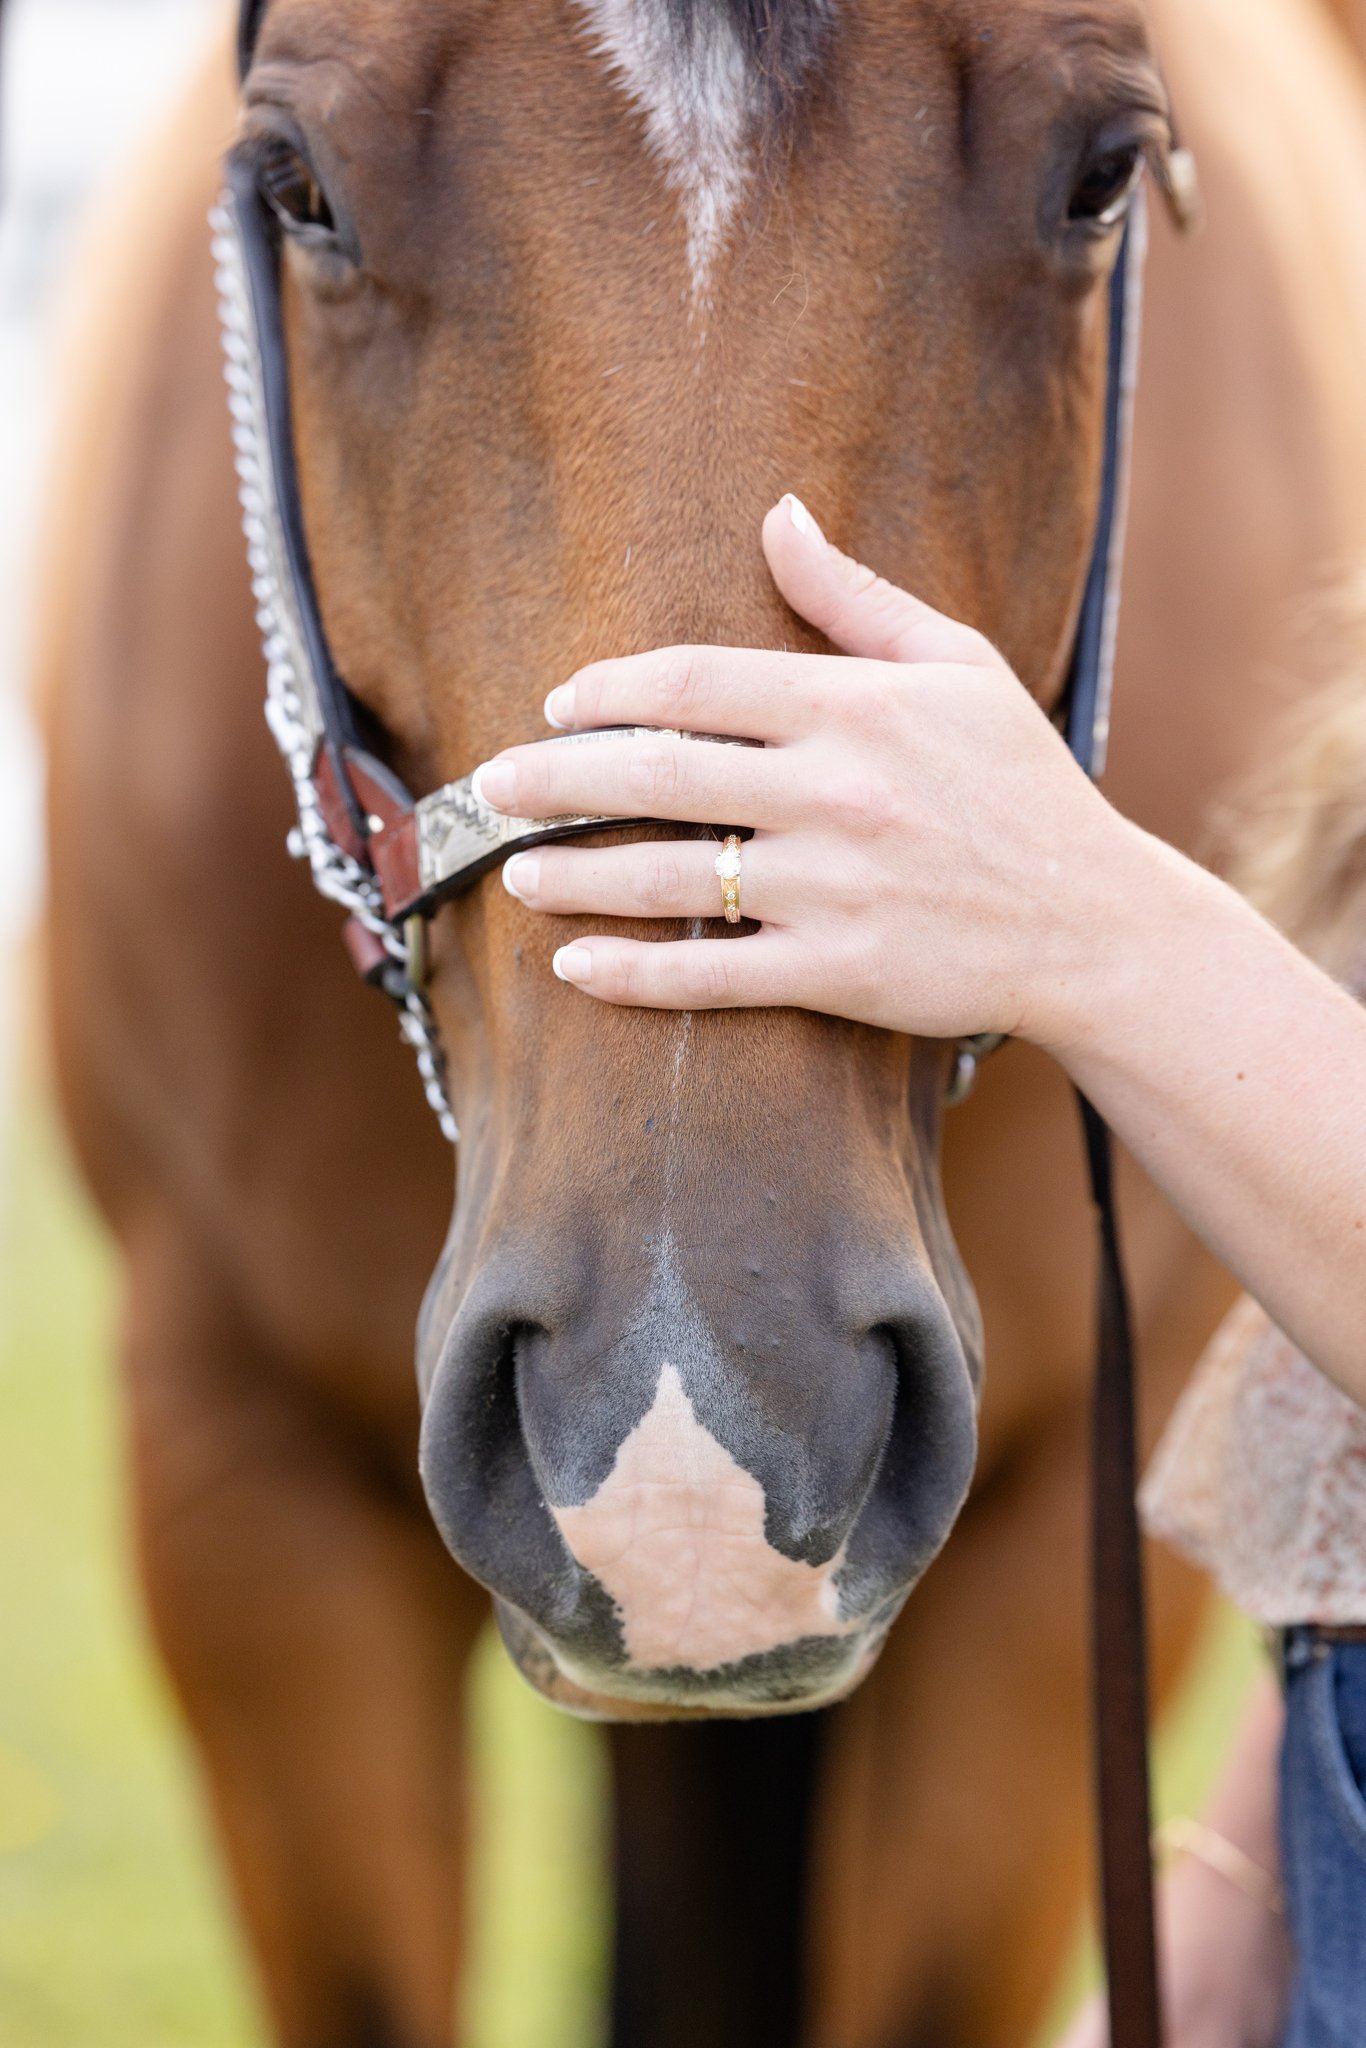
[714,836,743,924]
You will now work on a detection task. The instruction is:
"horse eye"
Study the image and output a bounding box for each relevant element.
[1067,144,1143,230]
[258,141,336,239]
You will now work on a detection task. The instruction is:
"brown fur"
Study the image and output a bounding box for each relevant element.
[1324,0,1366,64]
[38,1,1366,2042]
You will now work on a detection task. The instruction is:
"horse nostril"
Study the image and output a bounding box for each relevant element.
[830,1312,980,1613]
[419,1310,578,1630]
[418,1249,980,1713]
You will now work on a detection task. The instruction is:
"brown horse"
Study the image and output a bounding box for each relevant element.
[37,0,1366,2043]
[1327,0,1366,58]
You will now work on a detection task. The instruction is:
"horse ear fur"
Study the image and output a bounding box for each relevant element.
[1155,145,1203,236]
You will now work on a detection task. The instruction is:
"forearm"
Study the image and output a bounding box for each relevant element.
[1034,821,1366,1408]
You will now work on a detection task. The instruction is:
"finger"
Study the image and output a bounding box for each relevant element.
[761,494,997,668]
[544,643,836,744]
[501,839,753,921]
[503,837,795,923]
[472,729,796,830]
[548,931,808,1010]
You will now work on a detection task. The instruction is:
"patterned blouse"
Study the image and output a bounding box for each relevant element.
[1141,1295,1366,1626]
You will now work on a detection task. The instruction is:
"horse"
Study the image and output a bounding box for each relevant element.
[1327,0,1366,59]
[36,0,1366,2042]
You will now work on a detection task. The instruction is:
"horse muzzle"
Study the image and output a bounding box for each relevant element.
[417,1231,979,1720]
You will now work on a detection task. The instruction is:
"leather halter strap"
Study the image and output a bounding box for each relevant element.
[218,152,698,926]
[1065,199,1145,776]
[238,0,270,78]
[224,15,1163,2048]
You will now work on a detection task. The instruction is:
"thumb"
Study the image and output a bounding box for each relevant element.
[761,494,981,667]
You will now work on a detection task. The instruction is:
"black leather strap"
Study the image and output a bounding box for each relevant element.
[238,0,269,78]
[226,153,407,846]
[1079,1095,1163,2048]
[1069,212,1164,2048]
[1064,206,1143,778]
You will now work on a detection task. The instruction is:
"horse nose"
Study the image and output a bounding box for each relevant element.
[418,1235,978,1709]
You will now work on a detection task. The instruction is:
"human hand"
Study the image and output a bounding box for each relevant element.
[475,495,1140,1049]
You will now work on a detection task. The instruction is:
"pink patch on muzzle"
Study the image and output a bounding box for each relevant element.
[552,1365,860,1673]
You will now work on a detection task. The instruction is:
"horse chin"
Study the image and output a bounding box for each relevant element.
[492,1599,892,1724]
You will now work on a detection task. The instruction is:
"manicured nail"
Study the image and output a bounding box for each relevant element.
[544,684,576,729]
[502,852,540,901]
[782,493,824,545]
[552,945,593,985]
[472,760,517,811]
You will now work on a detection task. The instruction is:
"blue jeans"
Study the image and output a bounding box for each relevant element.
[1280,1630,1366,2046]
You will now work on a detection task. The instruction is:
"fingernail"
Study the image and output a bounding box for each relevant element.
[502,853,540,902]
[552,945,593,985]
[782,493,824,545]
[544,684,575,729]
[472,760,517,811]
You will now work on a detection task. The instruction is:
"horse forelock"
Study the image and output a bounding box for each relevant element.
[573,0,836,303]
[659,0,837,107]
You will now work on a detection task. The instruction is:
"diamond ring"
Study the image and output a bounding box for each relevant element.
[714,835,743,924]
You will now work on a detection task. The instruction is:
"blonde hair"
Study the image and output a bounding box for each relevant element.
[1216,585,1366,984]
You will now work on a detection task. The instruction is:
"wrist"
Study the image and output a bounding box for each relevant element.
[1016,805,1186,1060]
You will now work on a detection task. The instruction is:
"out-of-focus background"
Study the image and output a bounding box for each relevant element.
[0,4,1257,2043]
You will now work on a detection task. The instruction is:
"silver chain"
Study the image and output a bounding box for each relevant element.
[210,199,459,1145]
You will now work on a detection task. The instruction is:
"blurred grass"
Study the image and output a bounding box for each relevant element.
[0,1089,1257,2046]
[0,1099,609,2048]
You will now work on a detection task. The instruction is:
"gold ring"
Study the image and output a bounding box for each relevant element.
[714,835,743,924]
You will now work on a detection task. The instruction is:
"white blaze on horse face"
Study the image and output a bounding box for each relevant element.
[575,0,754,304]
[553,1364,857,1672]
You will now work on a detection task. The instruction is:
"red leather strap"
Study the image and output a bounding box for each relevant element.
[310,746,422,919]
[341,917,392,986]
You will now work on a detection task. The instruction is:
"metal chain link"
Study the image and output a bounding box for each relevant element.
[210,200,459,1145]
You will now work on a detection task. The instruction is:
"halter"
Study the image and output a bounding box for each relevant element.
[219,12,1170,2044]
[213,65,1146,1143]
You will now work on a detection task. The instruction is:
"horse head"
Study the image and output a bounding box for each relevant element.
[233,0,1173,1715]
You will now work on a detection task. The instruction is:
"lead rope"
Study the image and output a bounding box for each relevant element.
[1080,1096,1163,2048]
[1065,196,1164,2048]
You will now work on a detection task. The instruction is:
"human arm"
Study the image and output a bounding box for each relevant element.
[474,496,1366,1406]
[1056,1671,1291,2048]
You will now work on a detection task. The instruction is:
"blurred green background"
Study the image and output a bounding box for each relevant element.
[0,1096,610,2048]
[0,1085,1258,2048]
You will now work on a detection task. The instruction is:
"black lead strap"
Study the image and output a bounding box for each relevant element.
[1064,207,1164,2048]
[1082,1095,1164,2048]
